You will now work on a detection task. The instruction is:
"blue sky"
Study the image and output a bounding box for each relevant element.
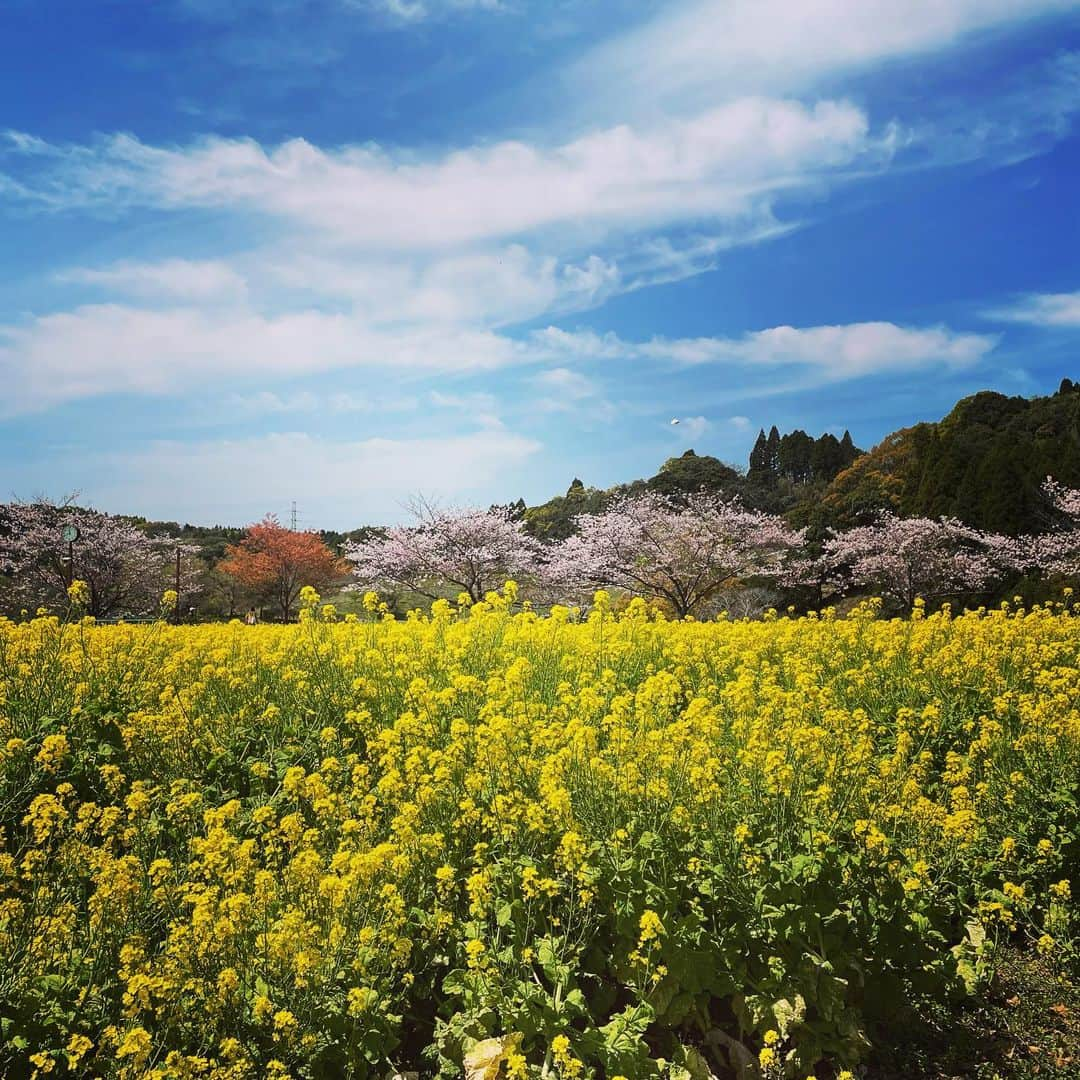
[1,0,1079,528]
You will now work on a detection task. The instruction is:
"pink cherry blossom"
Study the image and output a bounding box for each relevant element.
[821,512,1020,610]
[0,498,200,617]
[542,491,803,617]
[346,500,541,603]
[1031,477,1080,578]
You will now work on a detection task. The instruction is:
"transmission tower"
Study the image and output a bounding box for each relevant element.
[290,501,298,531]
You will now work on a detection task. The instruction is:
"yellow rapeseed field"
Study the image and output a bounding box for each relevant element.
[1,586,1077,1079]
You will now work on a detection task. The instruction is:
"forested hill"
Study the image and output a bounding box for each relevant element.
[820,379,1080,535]
[524,378,1080,539]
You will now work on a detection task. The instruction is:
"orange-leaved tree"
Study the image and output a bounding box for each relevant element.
[218,515,348,621]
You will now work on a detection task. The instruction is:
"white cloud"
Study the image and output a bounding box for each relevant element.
[79,428,542,527]
[0,302,998,416]
[329,391,422,413]
[571,0,1079,119]
[985,290,1080,327]
[0,3,1057,426]
[226,388,423,415]
[2,97,877,249]
[58,259,249,303]
[528,365,618,421]
[532,321,997,378]
[259,246,620,326]
[531,366,597,399]
[357,0,504,22]
[229,389,321,414]
[728,415,752,430]
[676,415,710,440]
[429,389,499,412]
[0,303,526,414]
[0,99,883,415]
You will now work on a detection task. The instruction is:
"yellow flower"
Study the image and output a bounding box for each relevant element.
[1003,881,1026,902]
[35,732,70,773]
[465,938,487,969]
[116,1027,153,1067]
[273,1009,299,1040]
[638,909,665,946]
[347,987,377,1016]
[67,578,90,608]
[66,1034,93,1065]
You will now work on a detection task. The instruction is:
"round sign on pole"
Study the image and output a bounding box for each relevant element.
[62,525,80,543]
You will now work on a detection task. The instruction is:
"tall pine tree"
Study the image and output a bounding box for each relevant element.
[766,426,781,475]
[748,429,776,486]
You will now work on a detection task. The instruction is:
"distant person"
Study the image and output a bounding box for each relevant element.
[245,609,257,626]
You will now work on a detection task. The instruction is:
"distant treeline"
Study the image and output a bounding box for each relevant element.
[523,378,1080,540]
[7,378,1077,589]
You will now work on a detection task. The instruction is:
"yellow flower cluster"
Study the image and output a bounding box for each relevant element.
[0,595,1077,1078]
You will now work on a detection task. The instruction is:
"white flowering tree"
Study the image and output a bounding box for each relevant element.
[345,501,542,604]
[1029,478,1080,581]
[0,499,199,617]
[820,512,1021,611]
[543,491,803,617]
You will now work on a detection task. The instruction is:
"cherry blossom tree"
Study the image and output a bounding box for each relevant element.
[346,501,541,604]
[820,512,1021,611]
[1030,478,1080,580]
[218,515,349,621]
[543,492,803,617]
[0,499,200,617]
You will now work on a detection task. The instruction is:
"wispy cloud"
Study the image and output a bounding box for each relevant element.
[985,289,1080,327]
[532,322,997,379]
[0,305,526,414]
[569,0,1079,119]
[256,246,620,326]
[58,259,249,303]
[529,366,617,420]
[355,0,505,23]
[675,415,710,440]
[531,366,597,399]
[0,302,998,416]
[1,98,879,247]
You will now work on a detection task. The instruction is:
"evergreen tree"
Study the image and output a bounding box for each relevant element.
[810,433,844,481]
[778,430,814,484]
[748,429,776,486]
[838,430,860,469]
[766,426,781,475]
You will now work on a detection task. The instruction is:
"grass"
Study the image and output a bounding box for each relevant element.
[870,950,1079,1078]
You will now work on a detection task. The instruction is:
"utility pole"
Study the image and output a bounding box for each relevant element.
[61,524,80,588]
[174,547,181,625]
